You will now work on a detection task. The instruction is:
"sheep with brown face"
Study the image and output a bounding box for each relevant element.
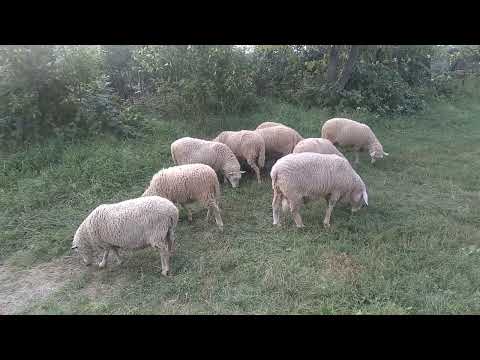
[213,130,265,183]
[293,138,346,159]
[171,137,244,188]
[72,196,179,276]
[271,152,368,228]
[142,164,224,231]
[321,117,389,165]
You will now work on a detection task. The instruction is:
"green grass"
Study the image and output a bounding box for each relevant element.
[2,97,480,314]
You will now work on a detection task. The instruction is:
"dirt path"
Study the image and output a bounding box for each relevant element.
[0,256,83,314]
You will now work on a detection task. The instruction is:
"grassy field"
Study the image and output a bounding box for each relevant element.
[1,97,480,314]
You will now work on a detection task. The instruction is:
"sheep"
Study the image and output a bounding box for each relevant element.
[321,117,389,165]
[293,138,346,158]
[270,152,368,228]
[171,137,245,188]
[142,163,224,231]
[213,130,265,183]
[254,125,303,164]
[71,196,179,276]
[256,121,288,130]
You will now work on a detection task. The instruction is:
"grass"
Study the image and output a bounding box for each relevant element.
[1,97,480,314]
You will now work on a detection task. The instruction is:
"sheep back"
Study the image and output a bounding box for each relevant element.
[321,118,378,151]
[213,130,265,168]
[255,126,303,159]
[256,121,288,130]
[293,138,345,158]
[142,163,220,205]
[271,152,366,203]
[171,137,241,175]
[74,196,179,250]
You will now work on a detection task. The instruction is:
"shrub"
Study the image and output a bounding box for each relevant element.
[0,46,126,146]
[131,45,258,120]
[339,61,426,115]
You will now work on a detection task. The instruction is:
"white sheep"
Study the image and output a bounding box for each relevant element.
[213,130,265,183]
[142,163,224,230]
[271,152,368,228]
[71,196,179,276]
[255,125,303,162]
[293,138,346,158]
[321,117,389,165]
[256,121,288,130]
[171,137,245,188]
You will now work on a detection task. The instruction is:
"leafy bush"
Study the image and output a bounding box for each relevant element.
[131,45,258,120]
[1,45,477,147]
[340,61,426,115]
[0,46,127,146]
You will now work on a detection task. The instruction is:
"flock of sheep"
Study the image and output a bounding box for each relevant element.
[71,117,389,276]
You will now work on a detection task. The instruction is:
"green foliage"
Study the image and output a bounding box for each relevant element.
[0,46,127,146]
[340,61,426,115]
[132,45,258,119]
[1,45,479,147]
[249,45,437,115]
[102,45,140,99]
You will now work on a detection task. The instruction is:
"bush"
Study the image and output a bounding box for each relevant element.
[340,61,426,115]
[0,46,127,146]
[131,45,258,120]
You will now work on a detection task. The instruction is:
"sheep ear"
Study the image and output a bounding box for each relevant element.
[362,190,368,206]
[383,151,389,156]
[71,245,78,250]
[240,171,246,174]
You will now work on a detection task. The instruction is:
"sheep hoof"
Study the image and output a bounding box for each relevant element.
[323,222,330,229]
[98,262,106,269]
[161,270,170,277]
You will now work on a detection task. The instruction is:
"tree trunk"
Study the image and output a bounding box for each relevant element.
[336,45,363,91]
[326,45,340,83]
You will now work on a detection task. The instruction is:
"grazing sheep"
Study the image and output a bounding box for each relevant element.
[256,121,288,130]
[71,196,179,276]
[142,164,223,230]
[293,138,346,158]
[321,117,389,165]
[271,152,368,228]
[213,130,265,183]
[255,125,303,163]
[171,137,245,188]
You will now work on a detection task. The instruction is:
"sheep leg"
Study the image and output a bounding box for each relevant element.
[272,190,283,225]
[98,248,110,268]
[167,227,176,255]
[157,242,170,276]
[323,195,339,228]
[178,204,193,222]
[209,200,224,231]
[354,150,360,166]
[248,159,262,183]
[184,204,193,222]
[112,247,122,265]
[289,199,304,228]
